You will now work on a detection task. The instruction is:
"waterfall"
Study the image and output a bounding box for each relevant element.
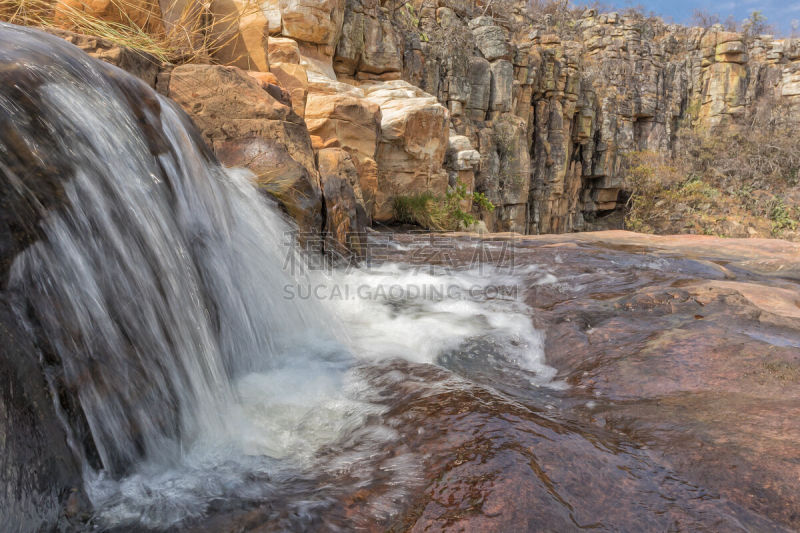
[1,23,361,526]
[0,23,554,529]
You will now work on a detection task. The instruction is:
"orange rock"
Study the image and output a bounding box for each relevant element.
[305,87,380,219]
[167,64,322,234]
[279,0,345,46]
[268,36,302,64]
[362,81,450,222]
[269,62,308,116]
[209,0,270,72]
[247,70,279,86]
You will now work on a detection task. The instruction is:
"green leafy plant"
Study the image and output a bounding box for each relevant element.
[392,182,492,231]
[472,191,495,213]
[769,198,798,235]
[445,182,476,227]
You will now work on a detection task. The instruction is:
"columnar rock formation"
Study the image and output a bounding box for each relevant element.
[42,1,800,242]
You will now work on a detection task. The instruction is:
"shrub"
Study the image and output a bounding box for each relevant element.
[769,199,799,236]
[392,182,495,231]
[622,122,800,240]
[472,191,495,213]
[393,191,445,229]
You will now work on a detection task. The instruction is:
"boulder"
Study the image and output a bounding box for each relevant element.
[166,64,322,234]
[209,0,270,71]
[270,62,309,116]
[362,80,450,221]
[305,87,380,156]
[715,40,747,63]
[317,148,368,255]
[305,82,381,218]
[279,0,345,46]
[469,16,510,61]
[268,36,302,64]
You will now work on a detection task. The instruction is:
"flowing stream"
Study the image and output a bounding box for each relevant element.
[1,24,553,529]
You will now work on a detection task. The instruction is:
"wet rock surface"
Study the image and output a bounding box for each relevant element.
[181,231,800,532]
[388,231,800,532]
[0,23,190,529]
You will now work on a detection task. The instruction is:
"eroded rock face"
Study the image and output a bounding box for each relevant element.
[469,16,510,61]
[279,0,344,46]
[42,2,800,235]
[317,147,368,254]
[475,114,530,232]
[362,80,450,221]
[334,0,403,80]
[165,64,323,234]
[305,80,381,219]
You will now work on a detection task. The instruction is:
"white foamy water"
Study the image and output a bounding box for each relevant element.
[320,262,559,384]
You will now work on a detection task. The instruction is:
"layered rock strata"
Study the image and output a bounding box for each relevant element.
[40,2,800,238]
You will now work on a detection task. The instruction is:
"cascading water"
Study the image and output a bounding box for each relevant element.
[1,23,364,526]
[0,23,555,530]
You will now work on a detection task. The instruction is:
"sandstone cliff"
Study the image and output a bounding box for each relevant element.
[13,1,800,244]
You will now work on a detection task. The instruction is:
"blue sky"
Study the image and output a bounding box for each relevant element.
[575,0,800,36]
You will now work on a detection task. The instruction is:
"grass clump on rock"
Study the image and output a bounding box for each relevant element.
[393,182,494,231]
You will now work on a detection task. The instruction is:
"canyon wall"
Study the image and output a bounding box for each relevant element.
[42,2,800,241]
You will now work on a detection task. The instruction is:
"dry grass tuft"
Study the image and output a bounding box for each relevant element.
[0,0,261,65]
